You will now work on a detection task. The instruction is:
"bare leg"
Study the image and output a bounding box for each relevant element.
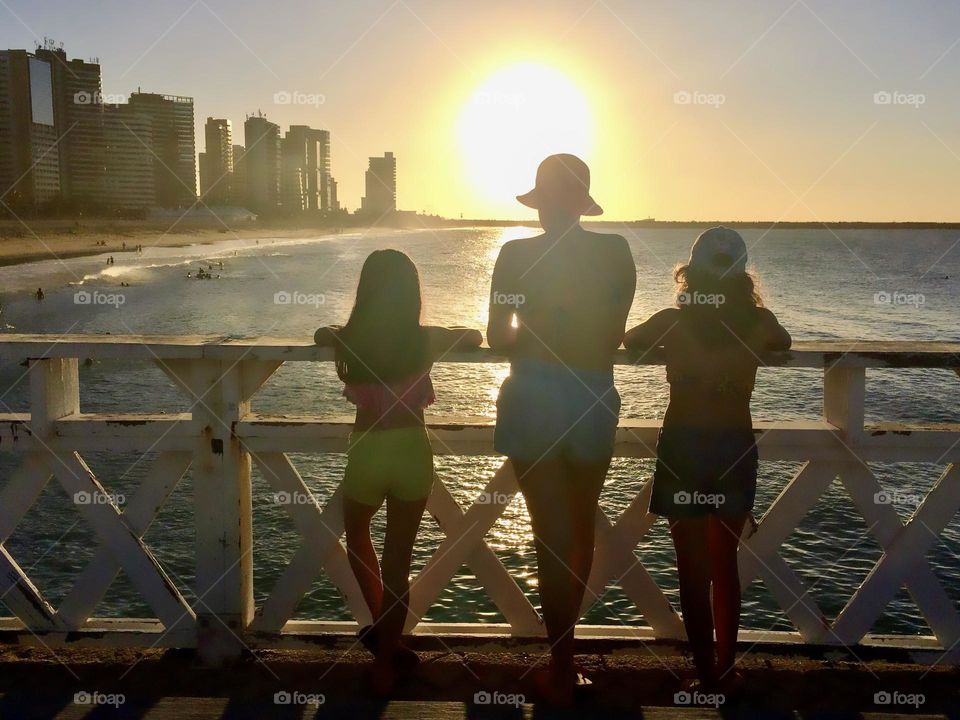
[566,459,609,654]
[372,494,427,689]
[709,513,747,683]
[670,517,715,687]
[514,457,603,703]
[343,497,384,619]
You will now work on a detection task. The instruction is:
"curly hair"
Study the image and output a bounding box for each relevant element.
[673,263,764,309]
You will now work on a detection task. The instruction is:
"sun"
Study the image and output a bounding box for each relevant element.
[457,62,593,213]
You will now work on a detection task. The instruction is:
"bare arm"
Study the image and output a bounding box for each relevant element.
[611,235,638,350]
[425,326,483,359]
[756,308,792,351]
[486,243,521,353]
[624,309,678,351]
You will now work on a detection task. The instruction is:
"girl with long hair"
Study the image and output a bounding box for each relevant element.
[315,249,482,693]
[624,227,791,695]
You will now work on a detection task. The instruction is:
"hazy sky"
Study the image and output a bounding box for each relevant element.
[3,0,959,221]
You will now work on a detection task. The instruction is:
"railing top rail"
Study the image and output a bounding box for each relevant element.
[0,334,959,368]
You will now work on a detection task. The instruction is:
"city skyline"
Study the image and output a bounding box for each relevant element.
[1,2,959,220]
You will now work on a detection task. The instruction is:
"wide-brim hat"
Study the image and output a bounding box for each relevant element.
[517,153,603,216]
[688,226,748,277]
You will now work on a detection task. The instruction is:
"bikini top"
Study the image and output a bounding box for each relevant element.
[343,373,436,428]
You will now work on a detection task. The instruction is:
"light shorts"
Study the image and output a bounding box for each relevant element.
[494,359,620,464]
[343,425,434,507]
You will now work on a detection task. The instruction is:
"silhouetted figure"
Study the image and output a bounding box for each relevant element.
[314,250,482,695]
[625,227,791,696]
[35,288,44,301]
[487,154,635,706]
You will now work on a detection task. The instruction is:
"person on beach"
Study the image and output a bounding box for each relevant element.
[624,227,791,695]
[487,154,636,705]
[314,249,482,694]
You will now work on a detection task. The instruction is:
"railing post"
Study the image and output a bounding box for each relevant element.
[823,365,865,443]
[29,357,80,433]
[190,360,254,664]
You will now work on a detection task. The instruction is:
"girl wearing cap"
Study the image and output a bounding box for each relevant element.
[488,154,636,704]
[624,227,790,694]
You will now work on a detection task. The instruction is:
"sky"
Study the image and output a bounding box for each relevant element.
[2,0,959,221]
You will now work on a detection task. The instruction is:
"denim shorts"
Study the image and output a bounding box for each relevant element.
[494,359,620,464]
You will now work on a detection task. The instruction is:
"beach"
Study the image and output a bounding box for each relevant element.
[0,220,348,267]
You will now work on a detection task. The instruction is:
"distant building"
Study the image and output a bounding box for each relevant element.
[128,91,197,207]
[0,49,62,209]
[283,125,335,213]
[102,103,155,210]
[329,176,339,212]
[360,152,396,216]
[231,144,248,208]
[199,117,233,205]
[35,45,104,207]
[243,114,281,214]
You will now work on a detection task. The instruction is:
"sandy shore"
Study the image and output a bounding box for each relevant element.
[0,221,349,267]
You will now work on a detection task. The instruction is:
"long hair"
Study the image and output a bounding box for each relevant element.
[335,250,430,384]
[674,263,764,346]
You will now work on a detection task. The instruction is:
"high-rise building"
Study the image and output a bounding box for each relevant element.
[0,49,61,209]
[329,177,339,213]
[199,117,233,205]
[35,44,104,207]
[231,144,248,208]
[360,152,396,216]
[243,114,281,214]
[102,103,155,210]
[283,125,332,212]
[128,91,197,207]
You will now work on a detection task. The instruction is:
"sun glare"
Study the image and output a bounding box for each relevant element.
[457,63,593,212]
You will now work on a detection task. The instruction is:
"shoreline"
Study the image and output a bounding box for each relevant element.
[0,224,347,269]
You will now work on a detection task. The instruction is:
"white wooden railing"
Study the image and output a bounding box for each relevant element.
[0,336,958,664]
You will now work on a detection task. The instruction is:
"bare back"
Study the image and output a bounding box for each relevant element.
[488,227,636,371]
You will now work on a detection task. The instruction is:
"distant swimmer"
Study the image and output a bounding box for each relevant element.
[35,288,44,301]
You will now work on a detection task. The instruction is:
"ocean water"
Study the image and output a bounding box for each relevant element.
[0,225,958,635]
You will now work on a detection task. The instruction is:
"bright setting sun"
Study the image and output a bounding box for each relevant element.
[457,62,593,211]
